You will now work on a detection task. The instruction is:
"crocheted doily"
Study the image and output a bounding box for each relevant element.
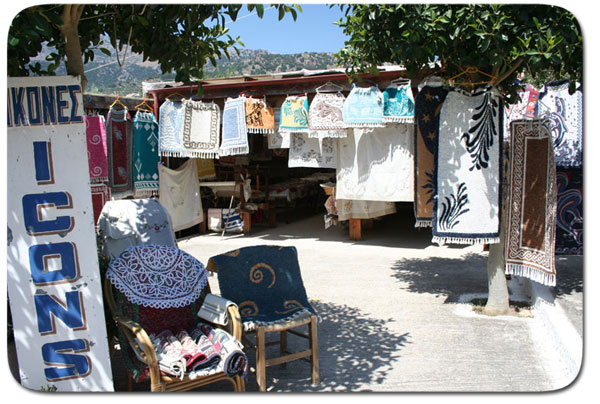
[107,244,208,309]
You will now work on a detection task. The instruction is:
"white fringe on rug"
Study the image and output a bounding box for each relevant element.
[219,146,249,157]
[432,235,500,246]
[383,116,415,124]
[505,263,556,287]
[247,128,275,134]
[414,219,432,228]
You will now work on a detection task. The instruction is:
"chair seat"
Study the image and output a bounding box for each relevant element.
[242,309,315,332]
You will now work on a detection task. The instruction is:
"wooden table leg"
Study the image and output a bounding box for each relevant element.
[349,218,362,241]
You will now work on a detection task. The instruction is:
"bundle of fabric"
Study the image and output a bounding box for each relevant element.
[158,99,186,157]
[288,132,337,168]
[244,97,275,134]
[413,84,449,227]
[336,125,414,201]
[106,108,134,197]
[97,198,176,260]
[336,199,397,221]
[505,119,557,286]
[148,330,187,380]
[84,115,109,184]
[279,95,310,133]
[383,81,415,123]
[503,84,539,141]
[433,88,504,245]
[133,110,160,197]
[308,92,348,138]
[220,97,249,156]
[158,159,203,232]
[192,324,247,378]
[538,80,582,167]
[181,100,221,158]
[555,166,583,255]
[342,85,385,128]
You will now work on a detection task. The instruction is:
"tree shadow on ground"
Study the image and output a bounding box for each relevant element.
[554,255,583,297]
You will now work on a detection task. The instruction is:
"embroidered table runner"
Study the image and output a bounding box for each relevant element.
[245,97,275,134]
[288,132,337,168]
[505,119,556,286]
[106,108,134,197]
[279,95,310,133]
[336,125,414,201]
[383,83,415,123]
[219,97,249,156]
[413,85,449,227]
[158,159,204,232]
[308,92,348,138]
[342,85,385,128]
[84,115,109,184]
[159,99,186,157]
[133,110,160,197]
[433,88,503,245]
[538,80,582,167]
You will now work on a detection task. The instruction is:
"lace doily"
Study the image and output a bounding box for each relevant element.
[107,244,208,309]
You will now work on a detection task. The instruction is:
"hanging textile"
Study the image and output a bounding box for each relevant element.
[90,183,110,226]
[336,199,397,221]
[555,166,583,255]
[308,92,348,138]
[433,88,504,245]
[288,132,337,168]
[196,158,217,181]
[413,84,449,227]
[244,97,275,134]
[267,108,291,149]
[84,115,109,184]
[342,85,385,128]
[504,84,539,141]
[336,125,414,202]
[159,99,186,157]
[158,159,204,232]
[219,97,249,156]
[538,80,582,167]
[383,82,415,123]
[279,95,310,133]
[106,108,134,197]
[181,100,221,158]
[133,110,160,197]
[505,119,556,286]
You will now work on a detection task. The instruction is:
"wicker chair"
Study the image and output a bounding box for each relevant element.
[207,245,319,392]
[104,244,245,392]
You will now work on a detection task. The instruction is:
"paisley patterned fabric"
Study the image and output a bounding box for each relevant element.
[106,244,209,309]
[279,95,310,133]
[133,110,160,197]
[308,92,348,138]
[210,245,316,328]
[433,88,504,245]
[383,83,415,123]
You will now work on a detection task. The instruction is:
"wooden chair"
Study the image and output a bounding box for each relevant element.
[207,245,319,392]
[103,244,245,392]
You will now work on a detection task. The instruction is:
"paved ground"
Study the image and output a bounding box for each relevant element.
[7,206,584,394]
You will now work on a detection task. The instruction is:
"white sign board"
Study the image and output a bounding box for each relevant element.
[6,76,114,391]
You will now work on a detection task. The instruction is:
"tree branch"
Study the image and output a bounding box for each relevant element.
[493,57,524,87]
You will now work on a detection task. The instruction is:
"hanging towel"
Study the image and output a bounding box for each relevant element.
[555,166,583,255]
[106,108,134,197]
[244,97,275,134]
[538,80,582,167]
[342,85,385,128]
[504,84,539,141]
[288,132,337,168]
[279,95,310,133]
[84,115,109,184]
[413,84,449,227]
[181,100,221,158]
[158,159,204,232]
[505,119,557,286]
[196,158,217,180]
[383,82,415,123]
[308,92,348,138]
[219,97,249,156]
[159,99,186,157]
[433,88,504,245]
[336,125,414,202]
[336,199,397,221]
[133,110,160,197]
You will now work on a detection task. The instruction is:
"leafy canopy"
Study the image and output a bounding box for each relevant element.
[334,4,582,98]
[8,4,301,84]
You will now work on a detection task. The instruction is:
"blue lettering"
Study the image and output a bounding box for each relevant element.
[11,87,27,126]
[41,86,57,124]
[29,242,79,284]
[7,88,12,126]
[68,85,83,123]
[56,85,69,124]
[35,291,85,334]
[42,339,90,381]
[33,141,54,184]
[22,192,74,236]
[26,86,41,125]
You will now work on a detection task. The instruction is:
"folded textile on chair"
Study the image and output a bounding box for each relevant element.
[159,99,186,157]
[279,95,310,133]
[245,97,275,134]
[383,82,415,123]
[308,92,348,138]
[182,100,221,158]
[149,330,188,379]
[84,115,109,184]
[193,324,248,378]
[342,85,385,128]
[133,110,160,197]
[220,97,249,156]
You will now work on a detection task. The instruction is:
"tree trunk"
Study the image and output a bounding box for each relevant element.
[58,5,87,90]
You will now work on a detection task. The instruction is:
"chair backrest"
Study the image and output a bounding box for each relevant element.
[97,198,177,260]
[208,245,315,324]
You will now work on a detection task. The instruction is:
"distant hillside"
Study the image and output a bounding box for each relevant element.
[33,47,341,96]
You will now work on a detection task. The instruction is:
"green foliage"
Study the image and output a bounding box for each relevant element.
[334,4,582,99]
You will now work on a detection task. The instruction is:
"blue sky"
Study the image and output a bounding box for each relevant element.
[223,4,349,54]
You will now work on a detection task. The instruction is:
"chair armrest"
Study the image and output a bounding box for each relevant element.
[224,304,242,341]
[112,314,161,377]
